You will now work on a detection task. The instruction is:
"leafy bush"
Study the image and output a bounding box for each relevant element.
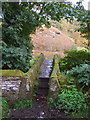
[2,44,32,72]
[14,100,33,109]
[59,50,90,71]
[2,3,35,72]
[66,64,90,86]
[55,89,87,112]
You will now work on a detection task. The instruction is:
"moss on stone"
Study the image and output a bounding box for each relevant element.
[0,70,25,77]
[1,54,45,102]
[49,55,61,99]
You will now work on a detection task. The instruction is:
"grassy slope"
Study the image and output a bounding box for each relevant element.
[31,20,88,58]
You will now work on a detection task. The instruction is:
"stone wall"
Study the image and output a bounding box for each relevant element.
[48,55,76,99]
[1,53,45,105]
[48,55,60,99]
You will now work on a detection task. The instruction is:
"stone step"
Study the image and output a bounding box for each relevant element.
[39,60,53,78]
[37,59,53,97]
[38,82,49,88]
[38,86,49,89]
[36,88,49,96]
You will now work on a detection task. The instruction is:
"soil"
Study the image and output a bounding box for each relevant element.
[10,96,68,119]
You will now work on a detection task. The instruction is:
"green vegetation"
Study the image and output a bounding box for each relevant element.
[74,3,90,46]
[68,29,73,33]
[59,50,90,71]
[0,97,10,118]
[59,49,90,89]
[70,2,90,46]
[1,1,90,118]
[49,88,89,118]
[57,73,77,90]
[2,2,90,72]
[49,52,90,118]
[30,58,38,68]
[55,89,87,112]
[57,89,87,112]
[66,64,90,87]
[52,21,63,30]
[33,68,41,96]
[14,100,33,109]
[2,3,34,72]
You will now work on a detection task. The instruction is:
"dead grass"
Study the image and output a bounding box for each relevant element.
[32,50,65,59]
[31,20,88,58]
[60,20,88,47]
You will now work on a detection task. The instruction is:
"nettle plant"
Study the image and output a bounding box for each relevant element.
[66,64,90,87]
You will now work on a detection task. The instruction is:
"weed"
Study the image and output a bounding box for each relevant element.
[14,100,33,109]
[0,97,10,118]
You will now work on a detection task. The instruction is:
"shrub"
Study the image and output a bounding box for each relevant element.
[2,45,32,72]
[59,50,90,71]
[66,64,90,87]
[2,3,35,72]
[55,89,87,112]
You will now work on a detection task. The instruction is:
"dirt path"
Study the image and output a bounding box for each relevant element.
[10,60,68,119]
[10,96,67,119]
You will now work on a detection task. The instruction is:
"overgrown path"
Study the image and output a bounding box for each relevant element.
[10,59,67,119]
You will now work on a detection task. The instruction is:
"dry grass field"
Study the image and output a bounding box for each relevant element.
[31,20,88,58]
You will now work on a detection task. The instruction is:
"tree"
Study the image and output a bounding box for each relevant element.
[2,2,41,72]
[2,2,90,72]
[73,2,90,47]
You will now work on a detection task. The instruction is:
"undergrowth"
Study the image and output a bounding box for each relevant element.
[59,50,90,71]
[14,99,33,109]
[49,88,88,117]
[66,64,90,87]
[0,97,10,118]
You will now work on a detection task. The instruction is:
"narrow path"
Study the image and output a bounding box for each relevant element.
[10,60,68,119]
[36,59,53,97]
